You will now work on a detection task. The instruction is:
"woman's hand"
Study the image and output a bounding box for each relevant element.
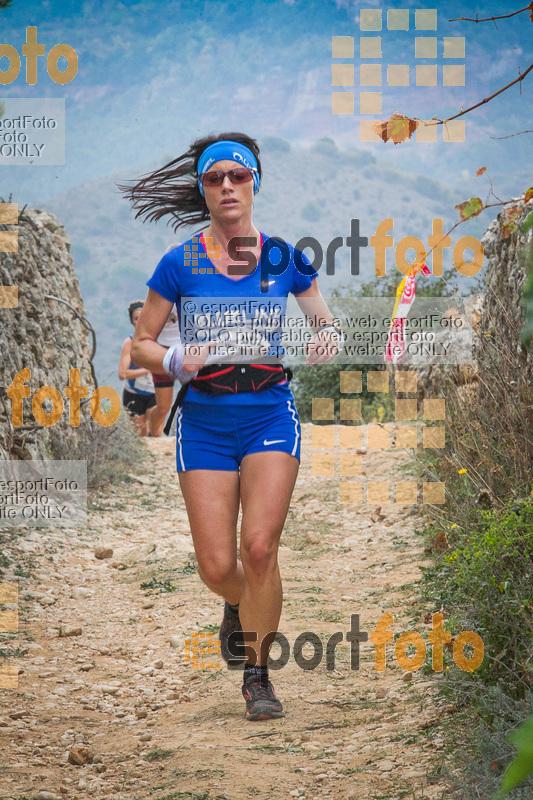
[305,328,343,366]
[163,342,215,383]
[182,343,212,371]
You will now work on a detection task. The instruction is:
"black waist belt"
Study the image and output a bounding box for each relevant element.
[163,363,293,436]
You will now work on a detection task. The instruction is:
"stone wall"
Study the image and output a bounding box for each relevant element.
[0,208,96,460]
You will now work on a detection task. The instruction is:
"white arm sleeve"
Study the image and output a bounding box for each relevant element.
[162,343,198,384]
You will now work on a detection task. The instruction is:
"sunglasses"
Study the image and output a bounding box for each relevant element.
[199,167,257,189]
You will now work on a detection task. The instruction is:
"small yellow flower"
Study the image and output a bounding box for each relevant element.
[458,468,467,474]
[377,406,385,421]
[451,523,457,528]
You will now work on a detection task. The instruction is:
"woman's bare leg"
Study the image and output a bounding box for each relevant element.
[131,412,148,437]
[150,386,174,437]
[238,451,299,666]
[178,469,244,604]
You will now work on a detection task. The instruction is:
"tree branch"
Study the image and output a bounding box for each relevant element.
[490,130,533,139]
[449,5,531,23]
[423,199,524,292]
[429,61,533,125]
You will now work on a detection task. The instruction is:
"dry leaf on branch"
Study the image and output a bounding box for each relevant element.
[371,112,418,144]
[501,206,523,239]
[455,197,484,221]
[475,166,487,176]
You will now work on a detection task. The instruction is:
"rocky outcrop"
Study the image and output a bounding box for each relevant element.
[414,196,533,398]
[0,208,96,460]
[477,198,533,379]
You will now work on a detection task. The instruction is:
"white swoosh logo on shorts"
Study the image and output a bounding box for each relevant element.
[263,438,286,446]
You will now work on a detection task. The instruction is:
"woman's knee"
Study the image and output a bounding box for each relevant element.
[197,558,237,589]
[240,535,279,577]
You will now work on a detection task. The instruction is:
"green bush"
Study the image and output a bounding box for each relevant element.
[291,364,395,423]
[422,496,533,696]
[521,237,533,347]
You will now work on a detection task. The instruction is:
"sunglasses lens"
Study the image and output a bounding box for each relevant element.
[201,168,254,188]
[229,168,253,184]
[202,172,223,187]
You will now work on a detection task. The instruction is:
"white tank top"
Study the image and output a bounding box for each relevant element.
[157,319,181,348]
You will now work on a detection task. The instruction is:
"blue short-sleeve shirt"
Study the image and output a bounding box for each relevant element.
[147,232,319,406]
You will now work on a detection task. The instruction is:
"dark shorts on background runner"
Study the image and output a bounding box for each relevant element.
[123,388,157,416]
[175,394,301,472]
[152,372,175,388]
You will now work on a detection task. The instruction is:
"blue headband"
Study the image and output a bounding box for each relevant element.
[197,140,260,197]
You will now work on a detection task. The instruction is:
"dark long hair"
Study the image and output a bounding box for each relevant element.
[117,132,262,232]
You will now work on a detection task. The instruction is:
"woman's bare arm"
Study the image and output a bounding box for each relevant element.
[131,290,173,372]
[131,289,211,374]
[294,278,336,330]
[118,337,151,380]
[294,278,341,365]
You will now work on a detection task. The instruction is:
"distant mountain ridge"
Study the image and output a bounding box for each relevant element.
[0,0,530,204]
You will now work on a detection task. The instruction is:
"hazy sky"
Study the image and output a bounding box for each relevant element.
[1,0,531,202]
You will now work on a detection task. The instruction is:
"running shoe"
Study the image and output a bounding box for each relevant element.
[242,677,285,720]
[219,601,246,665]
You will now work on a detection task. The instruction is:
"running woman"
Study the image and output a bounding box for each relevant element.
[150,306,180,437]
[119,133,343,720]
[118,301,156,437]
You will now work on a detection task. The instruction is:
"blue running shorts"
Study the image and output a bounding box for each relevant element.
[175,393,302,472]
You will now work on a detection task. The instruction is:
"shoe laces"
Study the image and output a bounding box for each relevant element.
[247,678,274,699]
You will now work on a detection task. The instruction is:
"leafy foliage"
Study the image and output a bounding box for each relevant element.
[424,497,533,693]
[522,239,533,347]
[455,197,484,221]
[291,363,395,424]
[502,207,523,239]
[494,717,533,798]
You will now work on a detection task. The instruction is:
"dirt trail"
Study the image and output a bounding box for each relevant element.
[1,425,453,800]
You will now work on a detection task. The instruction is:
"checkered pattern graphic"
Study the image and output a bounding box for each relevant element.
[184,236,222,274]
[0,203,19,308]
[332,9,466,143]
[311,371,445,505]
[184,631,222,670]
[0,583,19,689]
